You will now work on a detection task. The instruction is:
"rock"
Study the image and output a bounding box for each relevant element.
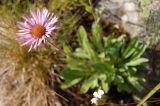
[95,0,160,43]
[145,0,160,48]
[96,0,144,37]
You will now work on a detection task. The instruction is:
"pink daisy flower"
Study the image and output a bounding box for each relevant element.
[16,8,58,51]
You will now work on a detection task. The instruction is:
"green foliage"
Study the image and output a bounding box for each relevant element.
[61,21,148,93]
[79,0,93,13]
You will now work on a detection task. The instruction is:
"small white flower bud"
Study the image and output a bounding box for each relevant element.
[91,98,98,104]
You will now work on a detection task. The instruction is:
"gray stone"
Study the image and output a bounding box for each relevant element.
[96,0,143,37]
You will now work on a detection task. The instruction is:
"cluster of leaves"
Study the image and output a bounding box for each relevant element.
[61,20,148,94]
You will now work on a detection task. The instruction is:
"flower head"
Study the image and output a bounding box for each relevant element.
[93,89,104,99]
[91,98,98,105]
[91,89,105,105]
[16,8,58,51]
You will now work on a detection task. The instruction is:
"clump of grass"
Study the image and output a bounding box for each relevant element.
[0,69,52,106]
[0,13,60,105]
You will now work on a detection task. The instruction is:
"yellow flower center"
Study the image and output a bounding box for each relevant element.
[31,24,46,38]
